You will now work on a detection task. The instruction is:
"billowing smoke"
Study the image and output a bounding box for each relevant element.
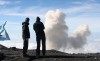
[45,10,90,52]
[68,25,90,49]
[45,10,68,50]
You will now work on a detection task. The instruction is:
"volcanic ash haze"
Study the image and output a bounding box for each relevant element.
[45,10,90,52]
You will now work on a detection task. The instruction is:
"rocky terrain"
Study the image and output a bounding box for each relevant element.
[0,44,100,61]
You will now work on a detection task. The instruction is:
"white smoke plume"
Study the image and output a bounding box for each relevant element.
[45,10,90,53]
[45,10,68,50]
[68,25,90,49]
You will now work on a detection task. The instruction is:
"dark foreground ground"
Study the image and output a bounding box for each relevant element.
[0,48,100,61]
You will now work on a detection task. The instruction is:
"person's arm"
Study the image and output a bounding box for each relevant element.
[22,22,25,31]
[41,22,45,29]
[33,23,37,31]
[33,23,35,30]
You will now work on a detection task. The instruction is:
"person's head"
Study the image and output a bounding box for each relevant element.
[25,17,30,23]
[36,16,40,22]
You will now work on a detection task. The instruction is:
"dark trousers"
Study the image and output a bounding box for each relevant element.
[36,34,46,56]
[23,38,28,55]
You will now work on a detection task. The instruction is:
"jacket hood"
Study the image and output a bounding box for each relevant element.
[22,22,29,25]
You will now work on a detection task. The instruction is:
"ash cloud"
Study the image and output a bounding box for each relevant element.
[68,25,90,49]
[45,10,68,50]
[45,10,90,53]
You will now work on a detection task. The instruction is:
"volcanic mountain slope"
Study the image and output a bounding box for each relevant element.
[0,44,7,49]
[0,48,100,61]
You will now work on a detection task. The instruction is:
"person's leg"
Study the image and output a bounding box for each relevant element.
[22,37,25,57]
[25,39,28,54]
[23,38,28,56]
[36,36,40,57]
[42,35,46,56]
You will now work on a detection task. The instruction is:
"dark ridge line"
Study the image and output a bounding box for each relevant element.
[25,55,93,58]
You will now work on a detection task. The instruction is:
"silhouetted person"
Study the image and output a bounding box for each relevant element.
[22,17,30,57]
[33,16,46,58]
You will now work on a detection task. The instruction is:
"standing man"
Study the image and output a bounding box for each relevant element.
[22,17,30,57]
[33,16,46,58]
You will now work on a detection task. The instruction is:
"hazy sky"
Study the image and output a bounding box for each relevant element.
[0,0,100,53]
